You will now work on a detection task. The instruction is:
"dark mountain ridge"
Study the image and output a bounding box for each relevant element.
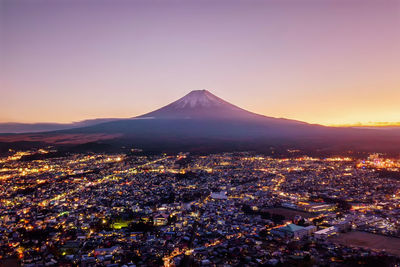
[1,90,400,154]
[0,118,119,133]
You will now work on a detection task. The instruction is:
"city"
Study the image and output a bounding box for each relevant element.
[1,149,400,266]
[2,0,400,266]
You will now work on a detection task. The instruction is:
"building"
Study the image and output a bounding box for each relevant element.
[153,213,169,226]
[299,203,336,213]
[304,225,317,235]
[210,191,228,200]
[271,224,309,239]
[314,226,337,239]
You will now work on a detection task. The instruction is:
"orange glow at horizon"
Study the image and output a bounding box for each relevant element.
[329,122,400,128]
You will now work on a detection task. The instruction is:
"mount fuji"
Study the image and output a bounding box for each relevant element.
[1,90,400,154]
[138,89,304,124]
[139,89,268,120]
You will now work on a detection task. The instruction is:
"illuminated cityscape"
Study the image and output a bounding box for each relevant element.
[1,149,400,266]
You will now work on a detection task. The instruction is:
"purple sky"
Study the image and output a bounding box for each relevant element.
[1,0,399,125]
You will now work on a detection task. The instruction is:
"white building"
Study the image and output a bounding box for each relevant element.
[314,226,337,239]
[210,191,228,200]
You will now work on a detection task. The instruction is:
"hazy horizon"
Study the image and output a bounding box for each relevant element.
[1,0,399,126]
[1,88,400,128]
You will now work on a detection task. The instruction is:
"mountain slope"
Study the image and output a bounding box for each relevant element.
[1,90,400,154]
[138,89,305,125]
[139,89,252,119]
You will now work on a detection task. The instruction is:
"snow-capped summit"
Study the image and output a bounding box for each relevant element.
[138,89,254,119]
[168,89,236,109]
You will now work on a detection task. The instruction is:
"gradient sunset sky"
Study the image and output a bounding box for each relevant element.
[1,0,399,126]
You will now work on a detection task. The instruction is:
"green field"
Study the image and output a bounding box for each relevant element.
[111,221,131,229]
